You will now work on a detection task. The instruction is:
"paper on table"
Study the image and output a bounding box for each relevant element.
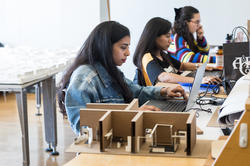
[218,75,250,125]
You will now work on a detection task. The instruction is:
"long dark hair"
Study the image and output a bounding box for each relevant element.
[58,21,133,115]
[173,6,199,53]
[133,17,172,69]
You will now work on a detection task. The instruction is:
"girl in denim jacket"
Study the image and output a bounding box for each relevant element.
[58,21,186,134]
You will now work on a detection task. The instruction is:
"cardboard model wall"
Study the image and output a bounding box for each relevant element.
[79,99,197,155]
[131,111,196,155]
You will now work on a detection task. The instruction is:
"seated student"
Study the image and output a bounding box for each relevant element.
[57,21,187,134]
[133,17,221,86]
[168,6,215,63]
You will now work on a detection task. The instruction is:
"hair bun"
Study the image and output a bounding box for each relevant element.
[174,7,182,21]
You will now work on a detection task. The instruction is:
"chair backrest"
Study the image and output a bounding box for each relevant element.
[133,68,146,86]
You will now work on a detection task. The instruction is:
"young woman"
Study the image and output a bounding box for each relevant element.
[133,17,221,86]
[57,21,186,134]
[168,6,215,63]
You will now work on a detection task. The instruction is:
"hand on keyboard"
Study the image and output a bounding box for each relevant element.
[202,76,222,85]
[172,95,187,100]
[160,86,188,100]
[205,66,213,71]
[205,66,223,71]
[139,105,161,111]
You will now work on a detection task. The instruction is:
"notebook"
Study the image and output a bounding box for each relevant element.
[146,61,208,112]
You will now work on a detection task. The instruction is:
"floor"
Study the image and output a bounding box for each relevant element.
[0,93,76,166]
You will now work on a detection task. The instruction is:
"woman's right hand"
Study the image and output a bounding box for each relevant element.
[205,66,213,71]
[202,76,222,84]
[206,66,223,71]
[160,86,187,100]
[197,25,204,40]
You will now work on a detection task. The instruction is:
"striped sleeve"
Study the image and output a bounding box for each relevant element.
[141,53,165,86]
[195,36,210,54]
[169,35,215,63]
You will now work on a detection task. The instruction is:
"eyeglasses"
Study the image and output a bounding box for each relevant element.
[190,20,201,25]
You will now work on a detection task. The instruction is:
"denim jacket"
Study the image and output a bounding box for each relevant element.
[65,63,164,134]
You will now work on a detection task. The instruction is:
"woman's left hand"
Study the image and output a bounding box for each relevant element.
[139,105,161,111]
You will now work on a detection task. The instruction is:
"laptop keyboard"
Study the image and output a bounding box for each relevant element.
[163,100,187,112]
[204,71,223,77]
[186,70,222,78]
[147,100,187,112]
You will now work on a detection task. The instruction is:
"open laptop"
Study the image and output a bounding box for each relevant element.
[146,61,208,112]
[186,68,223,78]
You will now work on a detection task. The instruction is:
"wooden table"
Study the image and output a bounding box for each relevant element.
[64,137,229,166]
[64,153,206,166]
[63,105,225,166]
[64,80,227,166]
[204,136,228,166]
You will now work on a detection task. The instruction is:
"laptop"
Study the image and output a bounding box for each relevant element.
[186,69,223,78]
[146,61,208,112]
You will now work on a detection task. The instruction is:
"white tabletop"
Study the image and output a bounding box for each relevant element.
[0,46,77,84]
[196,104,223,140]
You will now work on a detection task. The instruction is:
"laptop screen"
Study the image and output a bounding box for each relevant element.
[185,61,207,111]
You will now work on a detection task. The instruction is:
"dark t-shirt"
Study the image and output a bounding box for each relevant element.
[142,52,181,85]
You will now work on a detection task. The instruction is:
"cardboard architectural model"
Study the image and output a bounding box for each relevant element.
[75,99,197,156]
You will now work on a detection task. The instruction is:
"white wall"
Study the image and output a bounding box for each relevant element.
[1,0,250,80]
[0,0,100,49]
[110,0,250,80]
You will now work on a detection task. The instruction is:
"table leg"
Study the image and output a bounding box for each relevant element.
[16,89,30,166]
[42,76,59,155]
[3,91,7,102]
[35,83,42,116]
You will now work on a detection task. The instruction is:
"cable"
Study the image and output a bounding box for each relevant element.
[184,82,222,117]
[185,108,200,118]
[235,26,249,39]
[198,83,220,99]
[185,107,212,118]
[231,26,249,42]
[232,27,247,41]
[193,83,223,114]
